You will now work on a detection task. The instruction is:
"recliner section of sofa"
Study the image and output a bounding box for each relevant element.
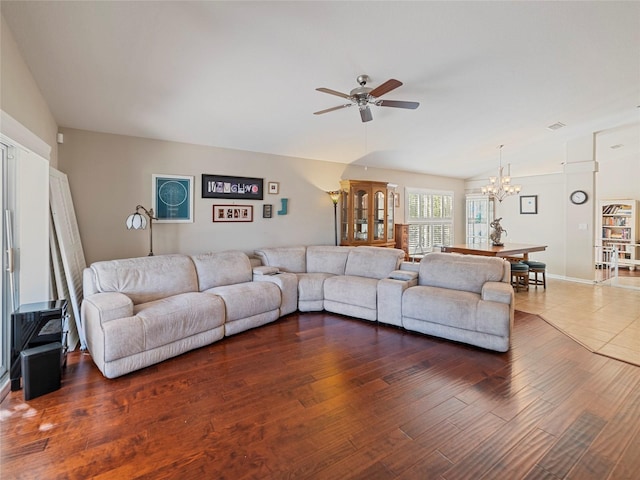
[398,253,514,352]
[191,250,285,336]
[323,246,405,321]
[82,254,227,379]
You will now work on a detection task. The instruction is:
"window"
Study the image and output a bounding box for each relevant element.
[406,188,454,255]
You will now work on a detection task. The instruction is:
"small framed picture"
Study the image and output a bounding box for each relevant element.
[212,205,253,222]
[263,204,273,218]
[268,182,279,194]
[520,195,538,215]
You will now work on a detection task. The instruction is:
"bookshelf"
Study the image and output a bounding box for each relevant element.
[597,199,640,270]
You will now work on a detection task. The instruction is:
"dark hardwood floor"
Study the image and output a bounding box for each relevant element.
[2,311,639,479]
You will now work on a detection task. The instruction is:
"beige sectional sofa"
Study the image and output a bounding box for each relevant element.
[81,245,514,379]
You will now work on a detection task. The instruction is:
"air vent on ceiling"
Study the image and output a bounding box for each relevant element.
[547,122,566,131]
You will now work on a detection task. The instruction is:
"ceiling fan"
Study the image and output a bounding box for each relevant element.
[314,74,419,123]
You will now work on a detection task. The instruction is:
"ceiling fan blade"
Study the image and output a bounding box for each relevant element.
[316,87,351,99]
[313,104,352,115]
[360,106,373,123]
[377,100,420,110]
[368,79,403,98]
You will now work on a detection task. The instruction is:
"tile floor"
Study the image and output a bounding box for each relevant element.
[515,277,640,366]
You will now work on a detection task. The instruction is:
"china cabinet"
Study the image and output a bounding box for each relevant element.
[465,194,495,245]
[339,180,395,247]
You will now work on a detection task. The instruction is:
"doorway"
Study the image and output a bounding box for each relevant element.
[594,123,640,290]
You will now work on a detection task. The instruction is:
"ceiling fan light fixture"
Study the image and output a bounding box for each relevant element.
[314,74,419,122]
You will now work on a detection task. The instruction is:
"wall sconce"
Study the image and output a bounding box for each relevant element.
[327,190,341,246]
[125,205,157,256]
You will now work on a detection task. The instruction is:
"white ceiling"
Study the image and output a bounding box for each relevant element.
[2,1,639,179]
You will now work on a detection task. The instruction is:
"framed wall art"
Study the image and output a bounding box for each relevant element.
[520,195,538,215]
[268,182,279,194]
[263,204,273,218]
[152,174,194,223]
[212,205,253,222]
[202,174,263,200]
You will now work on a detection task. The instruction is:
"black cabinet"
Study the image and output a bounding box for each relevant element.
[10,299,68,391]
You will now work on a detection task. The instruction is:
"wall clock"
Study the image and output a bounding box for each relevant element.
[570,190,588,205]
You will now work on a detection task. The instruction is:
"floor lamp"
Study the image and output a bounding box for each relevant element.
[327,190,341,246]
[125,205,157,256]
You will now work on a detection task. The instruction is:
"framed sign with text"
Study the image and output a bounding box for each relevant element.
[213,205,253,222]
[202,174,263,200]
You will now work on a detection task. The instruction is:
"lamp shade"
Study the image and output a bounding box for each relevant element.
[126,212,147,230]
[327,190,341,205]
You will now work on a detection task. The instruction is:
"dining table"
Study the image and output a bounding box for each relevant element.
[440,242,547,262]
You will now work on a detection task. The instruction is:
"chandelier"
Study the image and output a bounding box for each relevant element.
[481,145,521,202]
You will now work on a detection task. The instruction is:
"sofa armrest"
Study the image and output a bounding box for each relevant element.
[399,262,420,273]
[388,269,419,281]
[482,281,513,305]
[82,292,134,324]
[378,277,418,327]
[253,266,280,275]
[253,272,298,316]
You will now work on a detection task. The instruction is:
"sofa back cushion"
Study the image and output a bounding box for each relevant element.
[344,247,405,279]
[306,246,352,275]
[191,251,252,290]
[253,246,307,273]
[418,253,507,293]
[88,254,198,304]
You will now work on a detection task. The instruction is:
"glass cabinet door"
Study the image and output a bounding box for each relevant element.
[340,190,348,243]
[387,190,395,241]
[373,190,385,240]
[354,189,368,242]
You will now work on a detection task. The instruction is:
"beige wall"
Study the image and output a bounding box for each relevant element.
[58,128,465,264]
[1,14,58,167]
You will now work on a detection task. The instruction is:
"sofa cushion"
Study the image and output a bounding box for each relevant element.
[89,254,198,305]
[192,251,252,290]
[306,246,352,275]
[344,247,405,279]
[324,275,379,310]
[134,292,226,351]
[205,282,281,321]
[298,272,335,302]
[403,285,478,331]
[418,253,506,294]
[254,246,307,273]
[102,292,225,362]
